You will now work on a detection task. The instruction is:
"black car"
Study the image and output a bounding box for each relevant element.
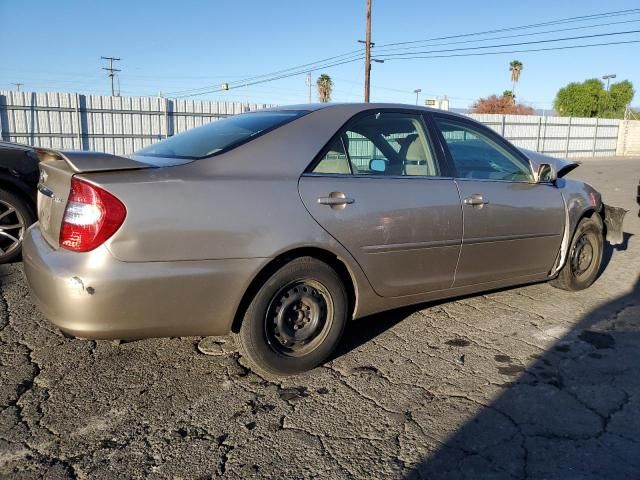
[0,141,39,263]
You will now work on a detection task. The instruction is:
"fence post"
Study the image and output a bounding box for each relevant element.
[0,97,3,141]
[501,115,506,136]
[164,97,169,139]
[75,93,82,148]
[592,117,599,157]
[536,116,542,152]
[565,116,572,158]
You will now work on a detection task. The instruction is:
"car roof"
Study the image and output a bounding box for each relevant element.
[265,102,468,119]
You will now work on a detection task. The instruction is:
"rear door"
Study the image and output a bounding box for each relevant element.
[299,110,462,297]
[429,114,565,287]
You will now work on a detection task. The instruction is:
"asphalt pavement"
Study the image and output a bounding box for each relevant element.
[1,157,639,479]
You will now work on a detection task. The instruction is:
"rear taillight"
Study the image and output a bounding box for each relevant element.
[60,178,126,252]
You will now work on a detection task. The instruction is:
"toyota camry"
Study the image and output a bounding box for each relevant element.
[24,103,626,377]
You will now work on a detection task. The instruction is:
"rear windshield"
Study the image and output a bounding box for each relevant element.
[135,110,306,160]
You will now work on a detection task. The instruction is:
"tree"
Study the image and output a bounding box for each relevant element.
[471,92,535,115]
[608,80,635,116]
[316,74,333,103]
[554,78,635,118]
[509,60,523,100]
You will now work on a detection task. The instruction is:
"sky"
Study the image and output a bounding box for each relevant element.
[1,0,639,110]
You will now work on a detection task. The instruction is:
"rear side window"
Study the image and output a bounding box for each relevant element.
[135,110,305,161]
[312,111,440,177]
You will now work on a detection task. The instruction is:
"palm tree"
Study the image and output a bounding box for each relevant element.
[316,74,333,103]
[509,60,523,102]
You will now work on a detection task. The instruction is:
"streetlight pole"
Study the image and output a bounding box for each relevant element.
[602,74,616,114]
[413,88,422,105]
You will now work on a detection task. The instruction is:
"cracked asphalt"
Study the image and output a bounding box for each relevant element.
[1,158,639,479]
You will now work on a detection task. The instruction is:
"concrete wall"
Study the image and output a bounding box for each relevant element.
[616,120,640,156]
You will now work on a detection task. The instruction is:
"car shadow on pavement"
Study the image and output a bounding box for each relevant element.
[598,232,632,279]
[402,277,640,480]
[335,235,635,364]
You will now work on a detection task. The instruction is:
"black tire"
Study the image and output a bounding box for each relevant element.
[233,256,348,377]
[550,216,603,291]
[0,189,35,264]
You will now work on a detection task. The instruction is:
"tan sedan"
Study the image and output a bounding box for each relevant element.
[24,104,625,376]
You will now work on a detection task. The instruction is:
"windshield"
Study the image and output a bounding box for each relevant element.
[135,110,306,160]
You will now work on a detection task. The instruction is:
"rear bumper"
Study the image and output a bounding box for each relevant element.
[23,224,267,339]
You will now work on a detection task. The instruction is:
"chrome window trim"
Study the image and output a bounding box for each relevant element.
[301,172,455,181]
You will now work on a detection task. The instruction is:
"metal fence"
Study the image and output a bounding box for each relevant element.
[467,113,620,158]
[0,91,274,156]
[0,90,623,158]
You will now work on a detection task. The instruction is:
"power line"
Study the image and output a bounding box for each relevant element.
[376,29,640,58]
[377,39,640,61]
[168,8,640,99]
[172,56,364,98]
[173,37,639,99]
[165,50,363,97]
[375,8,640,48]
[371,18,640,55]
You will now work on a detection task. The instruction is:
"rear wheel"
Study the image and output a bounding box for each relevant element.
[0,189,34,264]
[233,257,348,377]
[551,217,603,291]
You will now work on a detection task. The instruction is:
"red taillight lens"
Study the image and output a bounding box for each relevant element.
[60,178,126,252]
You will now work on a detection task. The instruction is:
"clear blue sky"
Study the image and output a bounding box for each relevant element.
[1,0,639,109]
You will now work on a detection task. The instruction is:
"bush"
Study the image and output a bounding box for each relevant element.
[471,94,535,115]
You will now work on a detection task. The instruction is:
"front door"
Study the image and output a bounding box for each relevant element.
[431,114,565,287]
[299,110,462,297]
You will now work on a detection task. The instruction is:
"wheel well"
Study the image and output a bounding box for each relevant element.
[580,207,604,230]
[230,247,357,333]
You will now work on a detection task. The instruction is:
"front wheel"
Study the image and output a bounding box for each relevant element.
[233,257,348,377]
[550,216,604,291]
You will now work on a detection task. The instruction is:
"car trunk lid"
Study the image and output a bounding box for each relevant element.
[35,149,155,248]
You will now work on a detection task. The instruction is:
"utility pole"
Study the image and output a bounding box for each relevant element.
[306,72,312,103]
[413,88,422,105]
[101,56,121,96]
[12,83,23,92]
[363,0,372,102]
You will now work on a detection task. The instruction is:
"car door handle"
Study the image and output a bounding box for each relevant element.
[317,192,355,209]
[463,194,489,207]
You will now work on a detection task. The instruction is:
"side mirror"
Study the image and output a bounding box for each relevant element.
[369,158,386,173]
[536,163,557,183]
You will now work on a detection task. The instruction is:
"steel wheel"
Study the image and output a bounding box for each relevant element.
[233,256,348,377]
[0,199,26,258]
[265,280,334,357]
[551,216,603,291]
[570,232,596,280]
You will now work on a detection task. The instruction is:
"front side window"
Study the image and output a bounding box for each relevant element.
[135,110,305,162]
[434,117,532,182]
[312,111,440,177]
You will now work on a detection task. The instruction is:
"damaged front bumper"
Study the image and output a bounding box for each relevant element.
[602,204,628,246]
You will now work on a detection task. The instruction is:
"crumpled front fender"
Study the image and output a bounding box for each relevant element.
[602,204,628,245]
